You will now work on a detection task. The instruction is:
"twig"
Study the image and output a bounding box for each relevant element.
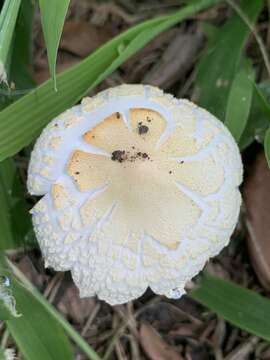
[224,336,259,360]
[225,0,270,79]
[43,272,63,299]
[103,297,161,360]
[81,303,101,337]
[127,334,141,360]
[0,329,9,348]
[115,339,128,360]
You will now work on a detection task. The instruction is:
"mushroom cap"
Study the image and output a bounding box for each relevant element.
[28,84,243,305]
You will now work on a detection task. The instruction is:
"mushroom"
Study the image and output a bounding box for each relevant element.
[28,84,243,305]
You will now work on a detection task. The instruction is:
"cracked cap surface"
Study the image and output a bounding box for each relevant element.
[28,84,243,305]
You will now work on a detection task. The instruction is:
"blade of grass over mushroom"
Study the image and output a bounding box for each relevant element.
[195,0,263,121]
[191,274,270,342]
[6,258,102,360]
[0,159,33,250]
[224,60,254,141]
[0,0,222,161]
[38,0,70,90]
[0,0,22,84]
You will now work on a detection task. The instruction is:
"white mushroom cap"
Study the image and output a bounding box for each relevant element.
[28,84,243,305]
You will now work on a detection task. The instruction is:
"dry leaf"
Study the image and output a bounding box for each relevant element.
[57,283,96,324]
[244,151,270,291]
[122,28,179,83]
[16,255,44,288]
[60,21,113,57]
[34,21,113,84]
[34,53,79,84]
[139,323,184,360]
[143,30,203,89]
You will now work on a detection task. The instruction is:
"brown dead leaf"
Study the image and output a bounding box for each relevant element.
[34,21,113,84]
[57,283,96,324]
[244,151,270,291]
[60,21,113,57]
[143,30,203,89]
[138,301,201,332]
[122,28,179,83]
[34,53,79,84]
[169,323,198,338]
[139,323,184,360]
[16,255,44,288]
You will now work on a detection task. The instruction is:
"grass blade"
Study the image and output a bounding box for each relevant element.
[0,256,74,360]
[38,0,70,90]
[6,259,101,360]
[10,0,35,90]
[6,282,74,360]
[0,160,15,249]
[0,159,33,250]
[0,0,22,83]
[0,0,222,161]
[195,0,263,121]
[191,274,270,342]
[224,60,254,141]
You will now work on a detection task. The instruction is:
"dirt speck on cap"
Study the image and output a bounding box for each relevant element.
[138,124,149,135]
[111,150,126,163]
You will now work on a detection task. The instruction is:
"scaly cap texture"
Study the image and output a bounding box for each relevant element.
[28,84,243,305]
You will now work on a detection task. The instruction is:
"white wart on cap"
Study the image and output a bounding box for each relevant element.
[28,84,243,305]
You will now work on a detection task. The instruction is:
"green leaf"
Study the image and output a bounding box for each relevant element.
[10,0,36,89]
[201,22,219,42]
[191,274,270,342]
[0,159,34,250]
[264,126,270,167]
[224,60,254,141]
[0,160,15,249]
[0,255,74,360]
[253,82,270,119]
[5,259,101,360]
[0,0,22,83]
[39,0,70,90]
[240,81,270,149]
[6,282,74,360]
[0,0,222,161]
[195,0,263,121]
[0,0,36,111]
